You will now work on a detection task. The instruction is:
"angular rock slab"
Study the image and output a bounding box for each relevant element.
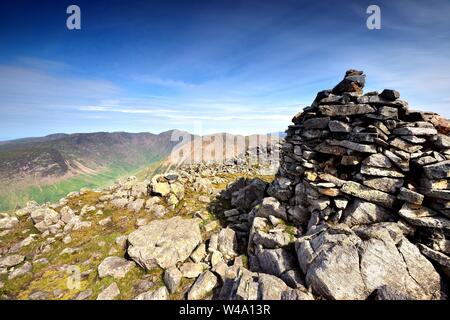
[295,224,442,300]
[134,286,169,300]
[217,227,239,260]
[127,216,202,269]
[358,237,440,300]
[0,216,19,230]
[188,271,218,300]
[98,256,135,279]
[399,203,450,230]
[218,267,292,300]
[362,177,403,194]
[341,181,396,208]
[97,282,120,300]
[319,104,375,117]
[342,199,394,227]
[297,230,368,300]
[255,247,297,277]
[0,254,25,268]
[418,244,450,278]
[164,267,182,293]
[423,160,450,179]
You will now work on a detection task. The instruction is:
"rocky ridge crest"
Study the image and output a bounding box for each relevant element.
[1,71,449,300]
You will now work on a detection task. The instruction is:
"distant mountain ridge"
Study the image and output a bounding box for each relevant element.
[0,133,71,145]
[0,130,187,210]
[0,130,282,211]
[0,130,182,183]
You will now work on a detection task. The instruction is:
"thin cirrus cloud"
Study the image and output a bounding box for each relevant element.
[78,99,297,122]
[133,75,198,89]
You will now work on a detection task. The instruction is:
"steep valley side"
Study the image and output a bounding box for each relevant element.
[0,131,180,211]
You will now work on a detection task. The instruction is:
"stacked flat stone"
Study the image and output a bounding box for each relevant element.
[261,70,450,298]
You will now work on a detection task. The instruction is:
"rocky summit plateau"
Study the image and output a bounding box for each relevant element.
[1,70,449,300]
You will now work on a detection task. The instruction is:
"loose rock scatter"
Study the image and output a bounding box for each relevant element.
[0,70,449,300]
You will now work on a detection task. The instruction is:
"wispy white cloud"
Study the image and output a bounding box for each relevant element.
[134,75,198,89]
[78,97,298,123]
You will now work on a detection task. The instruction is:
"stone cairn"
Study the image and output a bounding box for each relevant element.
[258,70,450,299]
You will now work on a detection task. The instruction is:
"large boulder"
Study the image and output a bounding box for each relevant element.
[297,227,368,300]
[295,224,442,300]
[127,217,202,269]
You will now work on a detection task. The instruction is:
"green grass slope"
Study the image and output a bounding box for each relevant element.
[0,131,185,211]
[0,156,165,211]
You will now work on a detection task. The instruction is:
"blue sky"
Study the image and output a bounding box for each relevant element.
[1,0,449,140]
